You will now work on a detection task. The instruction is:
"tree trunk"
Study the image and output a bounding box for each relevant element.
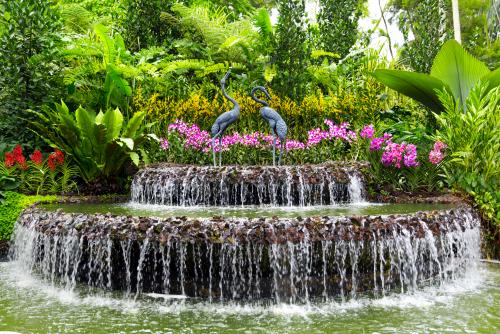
[452,0,462,43]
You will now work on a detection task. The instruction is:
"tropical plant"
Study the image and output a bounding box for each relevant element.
[317,0,365,60]
[123,0,177,51]
[389,0,451,73]
[0,176,19,204]
[372,40,500,114]
[1,145,78,195]
[272,0,310,100]
[27,101,159,183]
[63,24,144,112]
[434,83,499,196]
[0,0,64,147]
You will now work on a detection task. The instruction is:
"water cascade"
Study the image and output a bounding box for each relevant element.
[130,163,368,206]
[10,206,481,303]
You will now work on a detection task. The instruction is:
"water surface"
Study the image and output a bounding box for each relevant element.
[40,202,457,219]
[0,261,498,333]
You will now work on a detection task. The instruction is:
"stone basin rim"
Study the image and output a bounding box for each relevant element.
[30,202,470,222]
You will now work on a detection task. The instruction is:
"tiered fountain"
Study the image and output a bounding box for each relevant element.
[9,163,481,304]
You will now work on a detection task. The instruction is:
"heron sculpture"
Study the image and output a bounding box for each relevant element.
[251,86,288,166]
[211,69,240,167]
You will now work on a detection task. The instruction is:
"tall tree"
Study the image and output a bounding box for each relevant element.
[272,0,310,100]
[0,0,63,146]
[317,0,365,60]
[460,0,500,69]
[390,0,451,73]
[124,0,178,51]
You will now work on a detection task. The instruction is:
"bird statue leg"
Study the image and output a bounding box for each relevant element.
[272,133,276,166]
[219,136,223,166]
[278,140,285,166]
[212,136,217,167]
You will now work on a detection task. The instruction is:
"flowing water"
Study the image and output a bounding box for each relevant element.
[11,205,481,303]
[0,260,498,333]
[4,164,497,333]
[131,165,366,206]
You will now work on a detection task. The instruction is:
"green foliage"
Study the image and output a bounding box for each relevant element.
[372,40,500,114]
[317,0,365,60]
[0,0,64,147]
[123,0,177,51]
[0,192,57,240]
[460,0,500,69]
[391,0,451,73]
[272,0,310,100]
[0,175,19,204]
[63,24,140,112]
[435,83,500,225]
[27,101,158,183]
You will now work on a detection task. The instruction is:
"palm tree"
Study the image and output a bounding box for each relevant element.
[452,0,462,43]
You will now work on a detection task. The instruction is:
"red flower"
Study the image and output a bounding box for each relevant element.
[54,149,64,165]
[47,154,57,171]
[14,145,26,164]
[4,152,15,168]
[47,149,65,172]
[30,150,44,166]
[12,144,22,157]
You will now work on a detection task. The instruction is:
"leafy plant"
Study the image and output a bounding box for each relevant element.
[372,40,500,113]
[390,0,450,73]
[435,83,499,225]
[123,0,177,51]
[1,145,78,195]
[272,0,311,100]
[27,101,158,183]
[0,176,19,204]
[317,0,365,60]
[0,192,57,241]
[63,24,138,112]
[0,0,64,147]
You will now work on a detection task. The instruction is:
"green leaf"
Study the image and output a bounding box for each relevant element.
[123,112,145,138]
[94,24,116,64]
[75,106,96,141]
[371,69,448,112]
[129,152,140,166]
[147,133,160,142]
[105,64,132,97]
[430,40,490,109]
[119,137,134,150]
[482,67,500,93]
[102,108,123,142]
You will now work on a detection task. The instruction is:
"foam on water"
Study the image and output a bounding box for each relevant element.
[0,259,489,317]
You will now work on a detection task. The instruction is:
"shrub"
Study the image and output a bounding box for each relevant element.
[435,83,499,225]
[132,88,391,141]
[1,145,78,195]
[0,192,57,241]
[28,101,159,183]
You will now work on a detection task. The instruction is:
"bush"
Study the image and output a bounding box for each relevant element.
[1,145,78,195]
[133,87,392,141]
[28,101,159,183]
[0,192,56,241]
[435,83,499,225]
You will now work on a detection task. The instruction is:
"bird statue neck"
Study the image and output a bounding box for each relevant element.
[221,82,240,110]
[251,87,269,107]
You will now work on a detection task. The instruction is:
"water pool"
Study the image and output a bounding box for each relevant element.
[0,261,498,334]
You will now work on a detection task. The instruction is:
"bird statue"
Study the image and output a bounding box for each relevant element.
[251,86,288,166]
[211,69,240,167]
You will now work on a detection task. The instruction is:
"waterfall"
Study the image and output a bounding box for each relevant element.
[130,164,367,206]
[10,207,481,304]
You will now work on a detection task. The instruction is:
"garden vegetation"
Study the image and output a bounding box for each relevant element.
[0,0,498,255]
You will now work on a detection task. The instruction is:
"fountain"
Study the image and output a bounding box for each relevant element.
[7,162,482,304]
